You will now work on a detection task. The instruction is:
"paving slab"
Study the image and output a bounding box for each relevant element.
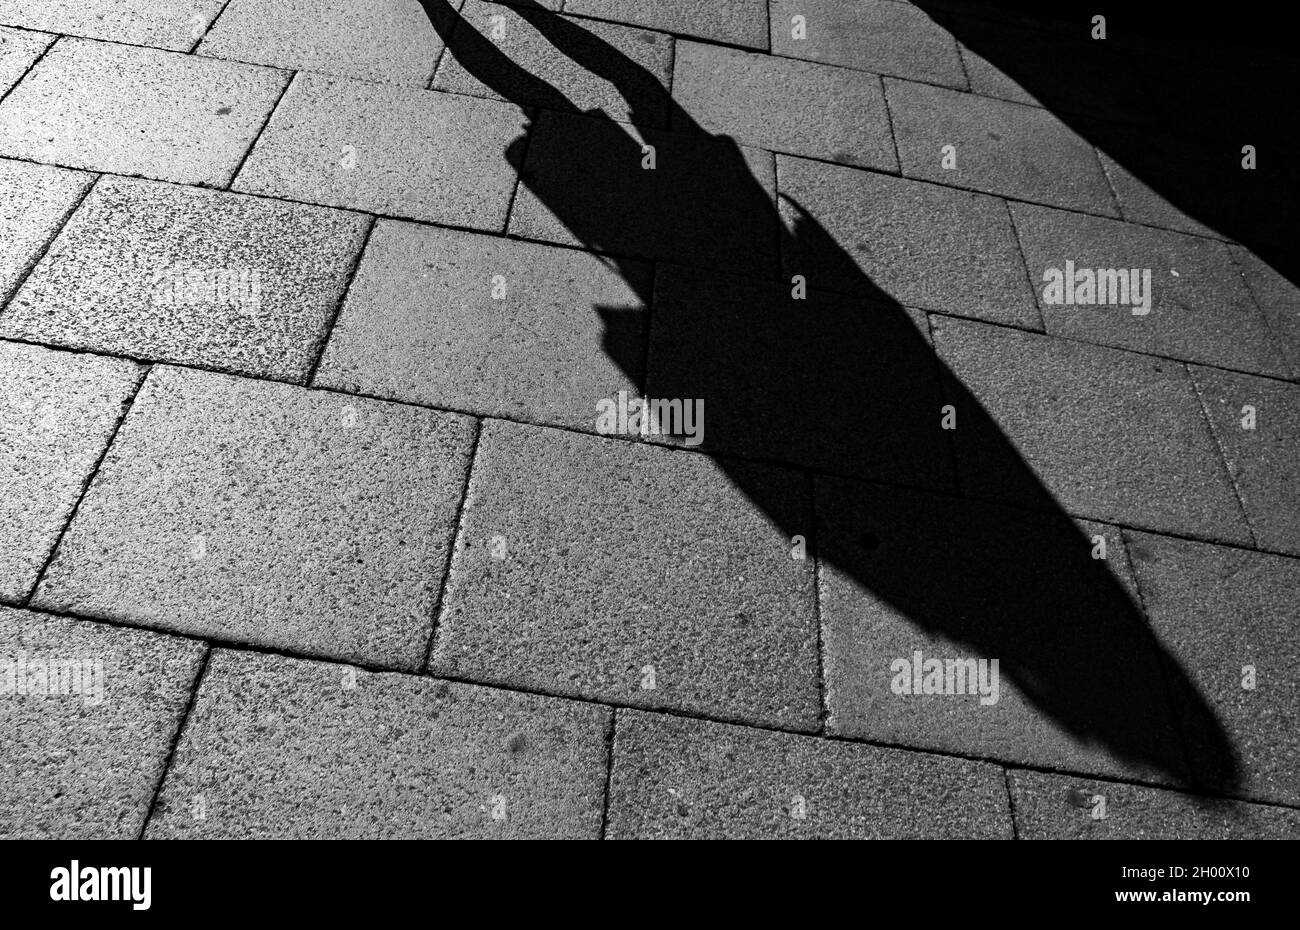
[1126,532,1300,806]
[564,0,767,50]
[931,315,1252,543]
[234,73,524,229]
[1009,770,1300,839]
[32,367,476,671]
[315,220,647,429]
[886,78,1117,215]
[0,607,204,839]
[0,343,141,602]
[777,155,1037,326]
[509,109,778,278]
[0,1,225,51]
[0,176,369,381]
[1191,367,1300,556]
[0,25,52,94]
[769,0,965,88]
[147,650,609,839]
[199,0,460,86]
[672,40,895,170]
[0,158,92,305]
[1232,245,1300,381]
[0,38,288,187]
[430,420,820,730]
[433,1,672,128]
[1011,202,1289,377]
[645,264,951,489]
[816,475,1192,785]
[606,709,1012,839]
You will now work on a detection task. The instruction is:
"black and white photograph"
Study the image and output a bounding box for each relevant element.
[0,0,1293,909]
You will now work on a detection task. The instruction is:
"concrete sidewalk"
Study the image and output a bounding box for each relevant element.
[0,0,1297,839]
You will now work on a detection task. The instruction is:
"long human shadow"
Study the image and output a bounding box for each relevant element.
[911,1,1300,290]
[419,0,1238,794]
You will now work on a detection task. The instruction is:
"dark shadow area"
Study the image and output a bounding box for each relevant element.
[913,0,1300,289]
[419,0,1240,794]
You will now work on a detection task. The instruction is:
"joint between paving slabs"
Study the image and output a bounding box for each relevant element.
[1003,197,1049,333]
[500,104,542,237]
[878,74,905,176]
[224,68,298,193]
[1226,243,1300,382]
[0,33,55,111]
[305,214,380,386]
[1001,767,1020,839]
[1118,524,1225,797]
[20,363,152,608]
[1186,364,1261,550]
[598,706,618,839]
[138,644,213,839]
[0,171,102,317]
[923,309,966,499]
[419,416,484,672]
[804,468,829,736]
[188,0,238,55]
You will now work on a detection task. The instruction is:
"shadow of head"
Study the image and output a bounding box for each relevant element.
[419,0,1240,795]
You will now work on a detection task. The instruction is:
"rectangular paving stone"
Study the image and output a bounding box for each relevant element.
[1009,770,1300,839]
[0,343,141,602]
[672,40,895,170]
[147,650,609,839]
[769,0,966,88]
[0,158,92,305]
[234,73,524,229]
[315,220,648,429]
[0,1,225,51]
[1192,367,1300,556]
[1126,533,1300,807]
[886,78,1117,215]
[509,109,778,278]
[199,0,461,86]
[777,155,1037,327]
[430,420,820,730]
[0,176,369,382]
[606,710,1012,839]
[32,367,476,671]
[0,608,204,839]
[817,476,1190,785]
[0,38,288,187]
[932,315,1252,543]
[1012,202,1289,378]
[1232,245,1300,380]
[564,0,767,50]
[645,264,951,489]
[0,25,52,94]
[433,1,672,128]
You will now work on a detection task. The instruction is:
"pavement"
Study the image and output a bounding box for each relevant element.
[0,0,1297,840]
